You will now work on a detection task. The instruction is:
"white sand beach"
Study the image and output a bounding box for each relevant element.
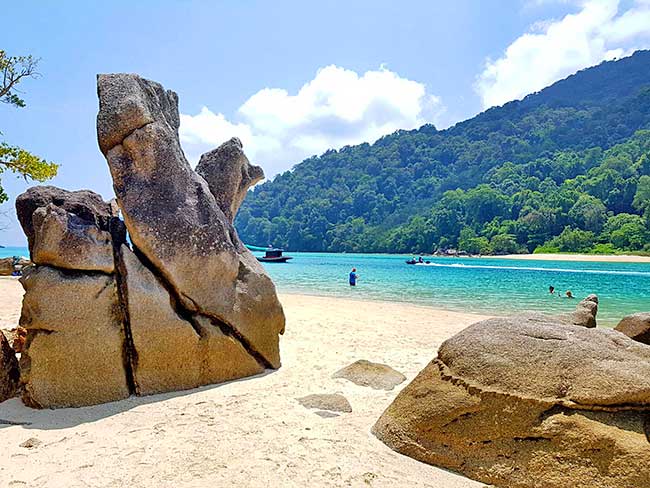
[485,253,650,263]
[0,278,488,488]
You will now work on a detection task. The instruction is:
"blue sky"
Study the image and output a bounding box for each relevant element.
[2,0,650,245]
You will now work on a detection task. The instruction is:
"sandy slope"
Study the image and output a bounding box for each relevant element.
[0,279,487,488]
[484,253,650,263]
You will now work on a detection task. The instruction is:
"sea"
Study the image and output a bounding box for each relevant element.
[3,246,650,326]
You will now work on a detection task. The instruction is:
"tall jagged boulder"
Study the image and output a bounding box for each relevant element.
[97,73,284,369]
[373,315,650,488]
[13,73,284,408]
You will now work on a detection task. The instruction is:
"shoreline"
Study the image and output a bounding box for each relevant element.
[5,248,650,264]
[482,253,650,263]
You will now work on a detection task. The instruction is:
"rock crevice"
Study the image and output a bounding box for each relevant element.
[128,243,270,371]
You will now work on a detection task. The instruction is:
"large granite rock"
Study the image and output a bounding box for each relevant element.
[97,73,284,369]
[615,312,650,345]
[373,316,650,488]
[31,204,115,273]
[0,332,19,403]
[19,266,129,408]
[196,137,264,223]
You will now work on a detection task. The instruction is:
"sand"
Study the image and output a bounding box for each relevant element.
[0,278,488,488]
[0,277,24,330]
[485,253,650,263]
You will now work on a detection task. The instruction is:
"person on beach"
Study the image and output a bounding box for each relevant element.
[549,285,555,295]
[349,268,358,286]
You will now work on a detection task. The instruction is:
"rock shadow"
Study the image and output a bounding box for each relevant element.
[0,368,275,431]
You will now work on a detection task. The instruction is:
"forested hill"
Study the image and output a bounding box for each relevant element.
[236,50,650,255]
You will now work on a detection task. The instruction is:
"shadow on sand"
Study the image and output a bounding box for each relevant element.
[0,369,275,430]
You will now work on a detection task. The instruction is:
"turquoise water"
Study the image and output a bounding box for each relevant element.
[254,252,650,326]
[0,247,29,259]
[4,246,650,325]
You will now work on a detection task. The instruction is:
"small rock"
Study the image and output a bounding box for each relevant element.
[12,327,27,354]
[0,257,15,276]
[15,185,118,255]
[333,360,406,390]
[30,204,116,273]
[570,294,599,328]
[615,312,650,345]
[297,393,352,413]
[1,333,19,403]
[19,437,42,449]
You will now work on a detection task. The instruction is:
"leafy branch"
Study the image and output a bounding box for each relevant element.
[0,50,57,203]
[0,50,40,108]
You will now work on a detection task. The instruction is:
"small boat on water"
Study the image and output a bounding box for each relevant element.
[258,248,293,263]
[406,257,431,265]
[245,244,293,263]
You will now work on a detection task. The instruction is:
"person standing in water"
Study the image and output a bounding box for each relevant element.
[349,268,358,286]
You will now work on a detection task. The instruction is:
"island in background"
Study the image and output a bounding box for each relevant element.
[237,51,650,259]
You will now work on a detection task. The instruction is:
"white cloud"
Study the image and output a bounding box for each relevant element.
[476,0,650,108]
[179,65,444,177]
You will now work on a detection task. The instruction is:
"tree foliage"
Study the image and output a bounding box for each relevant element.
[0,50,57,203]
[237,51,650,255]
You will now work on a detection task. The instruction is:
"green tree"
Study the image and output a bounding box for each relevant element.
[568,194,607,233]
[490,234,522,255]
[633,175,650,216]
[0,50,57,202]
[549,226,595,252]
[602,213,646,239]
[458,227,491,255]
[610,222,648,250]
